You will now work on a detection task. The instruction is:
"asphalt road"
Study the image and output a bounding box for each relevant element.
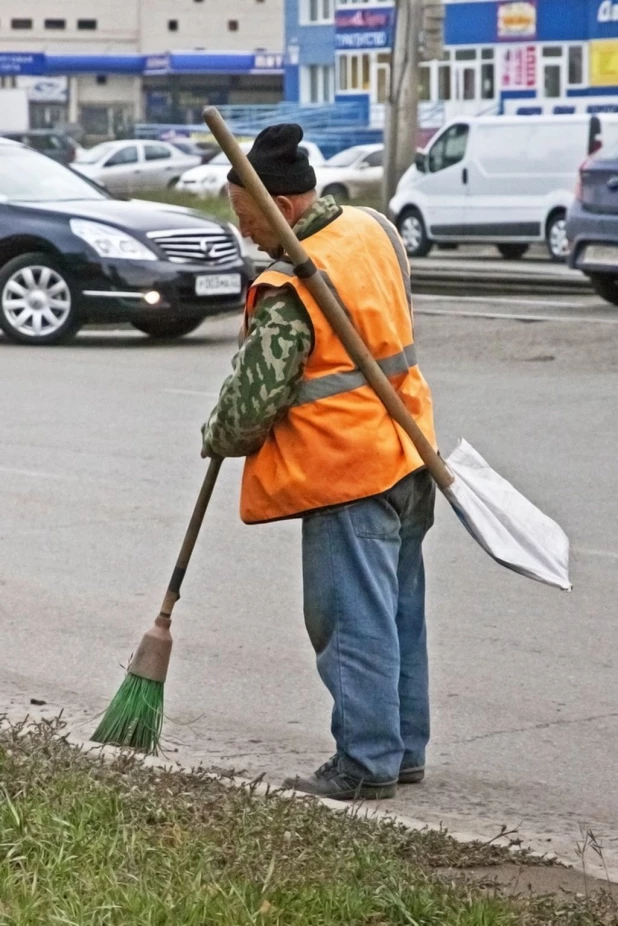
[1,291,617,875]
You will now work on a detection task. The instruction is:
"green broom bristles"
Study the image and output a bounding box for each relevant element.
[92,672,164,754]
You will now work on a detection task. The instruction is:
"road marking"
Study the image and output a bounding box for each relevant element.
[575,548,618,561]
[0,466,65,480]
[416,294,588,309]
[164,389,220,398]
[414,307,618,325]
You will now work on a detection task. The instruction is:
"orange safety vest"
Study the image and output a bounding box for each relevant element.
[240,205,436,524]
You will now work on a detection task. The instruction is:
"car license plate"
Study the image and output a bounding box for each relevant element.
[583,245,618,266]
[195,273,241,296]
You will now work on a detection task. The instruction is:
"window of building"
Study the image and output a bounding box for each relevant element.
[96,75,108,86]
[44,19,66,29]
[540,44,585,98]
[228,19,239,30]
[302,0,334,24]
[168,20,178,31]
[568,46,584,84]
[419,65,431,101]
[11,18,32,29]
[77,19,97,30]
[438,63,451,100]
[337,52,371,91]
[307,65,332,103]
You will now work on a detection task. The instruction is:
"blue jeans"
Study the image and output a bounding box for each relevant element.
[302,468,435,784]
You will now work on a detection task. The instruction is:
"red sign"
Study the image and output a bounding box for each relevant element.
[502,45,537,89]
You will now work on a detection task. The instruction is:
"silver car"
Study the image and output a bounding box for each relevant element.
[74,140,201,195]
[313,144,384,203]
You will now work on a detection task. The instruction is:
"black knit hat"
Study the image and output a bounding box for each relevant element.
[227,123,316,195]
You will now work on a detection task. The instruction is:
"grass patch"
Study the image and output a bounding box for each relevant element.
[0,719,615,925]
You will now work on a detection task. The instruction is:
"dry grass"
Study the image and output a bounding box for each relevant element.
[0,718,616,925]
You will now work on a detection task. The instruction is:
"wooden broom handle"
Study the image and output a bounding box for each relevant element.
[203,107,454,493]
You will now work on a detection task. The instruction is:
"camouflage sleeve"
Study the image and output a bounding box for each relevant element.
[201,288,314,458]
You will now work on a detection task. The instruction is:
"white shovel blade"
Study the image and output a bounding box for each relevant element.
[443,439,571,591]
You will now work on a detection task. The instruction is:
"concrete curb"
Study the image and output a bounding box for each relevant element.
[57,728,618,887]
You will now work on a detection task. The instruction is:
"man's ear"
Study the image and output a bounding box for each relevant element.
[275,195,295,221]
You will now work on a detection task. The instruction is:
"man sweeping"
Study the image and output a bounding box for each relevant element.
[202,123,438,801]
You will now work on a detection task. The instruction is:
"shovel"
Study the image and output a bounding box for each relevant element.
[203,107,571,592]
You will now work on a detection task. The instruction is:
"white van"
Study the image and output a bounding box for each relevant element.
[389,114,618,262]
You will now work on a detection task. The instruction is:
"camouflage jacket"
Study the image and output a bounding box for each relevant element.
[202,196,341,458]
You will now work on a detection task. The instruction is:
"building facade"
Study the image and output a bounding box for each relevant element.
[0,0,284,139]
[285,0,618,132]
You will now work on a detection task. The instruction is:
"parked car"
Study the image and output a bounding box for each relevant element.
[0,138,253,345]
[170,140,219,164]
[73,140,201,195]
[314,144,383,202]
[0,129,81,165]
[567,140,618,305]
[176,139,325,198]
[390,114,618,262]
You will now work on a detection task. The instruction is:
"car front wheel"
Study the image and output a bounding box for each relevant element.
[588,273,618,306]
[131,316,207,339]
[396,208,433,258]
[0,252,81,345]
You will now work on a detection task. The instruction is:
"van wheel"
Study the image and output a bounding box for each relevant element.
[397,208,433,258]
[588,273,618,306]
[546,211,568,262]
[497,244,529,260]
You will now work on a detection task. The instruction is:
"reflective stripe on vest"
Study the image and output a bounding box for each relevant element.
[293,343,417,407]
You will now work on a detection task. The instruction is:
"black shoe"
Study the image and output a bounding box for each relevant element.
[283,756,397,801]
[398,765,425,784]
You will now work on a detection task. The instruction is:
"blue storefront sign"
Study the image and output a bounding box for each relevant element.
[0,53,44,75]
[335,7,395,50]
[591,1,618,39]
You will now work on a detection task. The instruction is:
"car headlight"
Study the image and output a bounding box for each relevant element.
[228,222,247,257]
[70,218,157,261]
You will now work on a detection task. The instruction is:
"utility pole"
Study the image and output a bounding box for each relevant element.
[383,0,444,213]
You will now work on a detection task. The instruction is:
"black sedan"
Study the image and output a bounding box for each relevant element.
[567,141,618,305]
[0,138,253,345]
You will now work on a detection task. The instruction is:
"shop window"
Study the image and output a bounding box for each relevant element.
[419,65,431,101]
[455,49,477,61]
[11,18,32,29]
[438,64,451,100]
[542,46,562,58]
[338,56,348,91]
[481,62,495,99]
[544,65,561,98]
[568,46,583,84]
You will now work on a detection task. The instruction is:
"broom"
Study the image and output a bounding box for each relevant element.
[93,455,223,752]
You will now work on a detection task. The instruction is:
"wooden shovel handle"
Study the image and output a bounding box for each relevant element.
[203,107,453,493]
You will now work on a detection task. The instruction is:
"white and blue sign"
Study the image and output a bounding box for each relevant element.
[0,53,44,75]
[335,7,395,50]
[591,0,618,39]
